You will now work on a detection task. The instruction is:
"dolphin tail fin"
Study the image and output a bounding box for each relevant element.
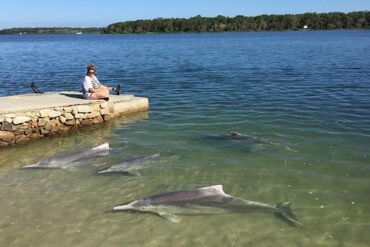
[97,168,111,174]
[113,204,133,211]
[275,202,302,227]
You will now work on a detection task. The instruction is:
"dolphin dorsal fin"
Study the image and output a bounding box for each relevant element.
[230,131,241,136]
[199,185,226,195]
[91,143,109,151]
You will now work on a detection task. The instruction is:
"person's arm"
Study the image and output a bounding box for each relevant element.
[91,76,113,91]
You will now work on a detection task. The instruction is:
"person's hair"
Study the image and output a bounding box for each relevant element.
[86,64,95,75]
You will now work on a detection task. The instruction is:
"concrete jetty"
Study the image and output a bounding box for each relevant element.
[0,92,149,147]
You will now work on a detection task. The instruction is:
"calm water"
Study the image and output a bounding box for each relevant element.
[0,31,370,246]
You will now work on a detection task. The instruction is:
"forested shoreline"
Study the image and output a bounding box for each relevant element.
[1,11,369,34]
[105,11,370,33]
[0,27,102,35]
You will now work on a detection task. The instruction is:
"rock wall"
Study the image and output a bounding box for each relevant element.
[0,98,148,147]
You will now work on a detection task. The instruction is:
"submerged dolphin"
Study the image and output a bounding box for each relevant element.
[98,153,160,174]
[226,131,297,152]
[113,185,302,226]
[23,143,110,169]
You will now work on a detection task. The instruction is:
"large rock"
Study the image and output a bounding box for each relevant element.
[40,129,49,135]
[1,121,16,131]
[31,118,38,128]
[13,116,31,125]
[44,124,53,131]
[38,118,49,127]
[63,113,74,120]
[0,131,15,142]
[77,105,92,113]
[38,109,52,118]
[63,107,73,113]
[74,114,87,119]
[49,111,62,118]
[59,116,66,123]
[38,109,61,118]
[17,122,32,130]
[24,128,33,135]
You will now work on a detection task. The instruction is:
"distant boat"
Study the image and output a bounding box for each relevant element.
[75,31,83,35]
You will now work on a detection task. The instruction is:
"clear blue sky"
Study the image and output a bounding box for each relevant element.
[1,0,369,29]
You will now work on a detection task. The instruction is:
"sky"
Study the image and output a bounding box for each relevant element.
[0,0,369,29]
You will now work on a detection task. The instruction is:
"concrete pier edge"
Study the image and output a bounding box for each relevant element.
[0,91,149,147]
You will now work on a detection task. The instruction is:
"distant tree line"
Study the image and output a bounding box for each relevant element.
[0,27,102,35]
[104,11,370,33]
[1,11,369,35]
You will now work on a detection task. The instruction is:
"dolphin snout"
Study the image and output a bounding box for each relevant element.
[98,168,112,174]
[113,205,133,211]
[22,162,42,168]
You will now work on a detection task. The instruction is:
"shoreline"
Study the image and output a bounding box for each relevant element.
[1,28,369,36]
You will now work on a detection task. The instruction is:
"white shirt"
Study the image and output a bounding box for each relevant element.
[82,75,101,93]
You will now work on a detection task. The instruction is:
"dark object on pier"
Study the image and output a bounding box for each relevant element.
[31,82,44,94]
[116,83,121,95]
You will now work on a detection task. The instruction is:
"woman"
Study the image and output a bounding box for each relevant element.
[82,64,112,100]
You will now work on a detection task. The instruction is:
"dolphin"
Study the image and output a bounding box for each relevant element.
[229,131,297,152]
[112,185,302,226]
[23,143,110,169]
[98,153,160,174]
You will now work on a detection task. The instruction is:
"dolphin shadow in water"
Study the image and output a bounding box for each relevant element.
[203,131,297,152]
[112,185,302,226]
[201,135,253,153]
[98,153,161,175]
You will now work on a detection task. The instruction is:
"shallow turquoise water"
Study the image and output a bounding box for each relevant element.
[0,31,370,246]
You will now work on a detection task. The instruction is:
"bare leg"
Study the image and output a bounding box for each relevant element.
[90,87,109,100]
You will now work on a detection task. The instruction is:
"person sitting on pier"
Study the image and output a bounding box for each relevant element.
[82,64,113,100]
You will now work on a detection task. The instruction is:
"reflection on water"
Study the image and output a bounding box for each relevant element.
[1,32,370,246]
[0,112,148,171]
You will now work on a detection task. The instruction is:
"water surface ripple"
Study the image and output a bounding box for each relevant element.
[0,31,369,246]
